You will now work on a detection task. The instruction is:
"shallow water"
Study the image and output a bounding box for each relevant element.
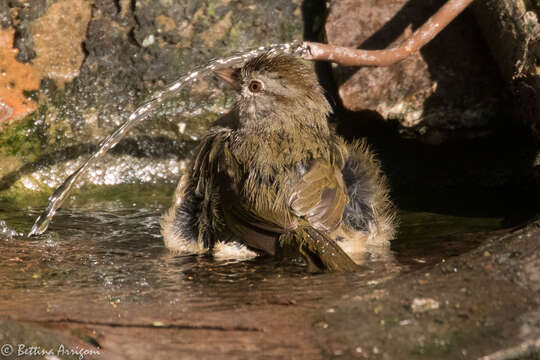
[0,184,503,313]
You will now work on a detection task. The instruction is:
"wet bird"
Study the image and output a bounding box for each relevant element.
[161,52,396,271]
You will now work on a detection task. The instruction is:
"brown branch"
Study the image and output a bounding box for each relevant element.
[302,0,474,67]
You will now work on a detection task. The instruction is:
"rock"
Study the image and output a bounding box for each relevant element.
[472,0,540,138]
[0,28,40,123]
[30,0,92,86]
[313,219,540,359]
[0,0,305,193]
[0,316,105,360]
[411,297,440,312]
[325,0,506,143]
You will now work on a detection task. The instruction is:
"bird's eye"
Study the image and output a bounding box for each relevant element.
[248,80,263,93]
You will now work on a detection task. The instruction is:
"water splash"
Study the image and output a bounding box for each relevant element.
[0,220,22,238]
[29,42,308,237]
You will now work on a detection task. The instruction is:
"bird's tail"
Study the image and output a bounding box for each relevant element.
[281,227,360,272]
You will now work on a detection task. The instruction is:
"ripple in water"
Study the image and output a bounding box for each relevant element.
[1,196,400,314]
[0,220,22,238]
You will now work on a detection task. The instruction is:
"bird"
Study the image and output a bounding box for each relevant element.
[160,52,396,271]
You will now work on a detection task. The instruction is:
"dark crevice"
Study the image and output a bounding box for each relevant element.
[13,25,36,63]
[33,319,263,332]
[113,0,121,14]
[301,0,341,113]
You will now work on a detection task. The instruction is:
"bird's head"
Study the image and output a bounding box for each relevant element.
[214,53,331,132]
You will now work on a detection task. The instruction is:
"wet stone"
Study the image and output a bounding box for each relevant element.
[31,0,92,85]
[0,0,305,192]
[0,28,40,123]
[411,297,440,313]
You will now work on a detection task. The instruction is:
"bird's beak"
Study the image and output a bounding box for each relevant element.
[214,68,240,90]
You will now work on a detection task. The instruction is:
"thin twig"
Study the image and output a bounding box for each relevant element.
[302,0,474,66]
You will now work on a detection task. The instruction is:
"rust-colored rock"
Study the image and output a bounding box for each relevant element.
[0,28,40,123]
[325,0,504,143]
[31,0,92,86]
[200,10,233,48]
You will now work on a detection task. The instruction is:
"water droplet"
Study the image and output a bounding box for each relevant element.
[142,34,155,47]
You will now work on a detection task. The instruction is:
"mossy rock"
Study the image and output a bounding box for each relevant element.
[0,0,305,197]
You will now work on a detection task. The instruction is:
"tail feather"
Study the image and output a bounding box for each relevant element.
[343,140,397,245]
[281,227,359,272]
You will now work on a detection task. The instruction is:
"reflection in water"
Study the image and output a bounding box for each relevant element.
[0,199,395,309]
[0,187,502,312]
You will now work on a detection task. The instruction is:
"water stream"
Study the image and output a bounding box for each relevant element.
[28,42,307,237]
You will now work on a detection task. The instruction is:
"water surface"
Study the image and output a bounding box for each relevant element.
[0,184,503,317]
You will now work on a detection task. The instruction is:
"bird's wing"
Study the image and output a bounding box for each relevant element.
[177,127,237,248]
[221,171,295,255]
[191,128,238,195]
[289,159,349,233]
[191,128,286,254]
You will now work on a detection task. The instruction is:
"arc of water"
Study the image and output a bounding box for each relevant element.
[28,42,307,237]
